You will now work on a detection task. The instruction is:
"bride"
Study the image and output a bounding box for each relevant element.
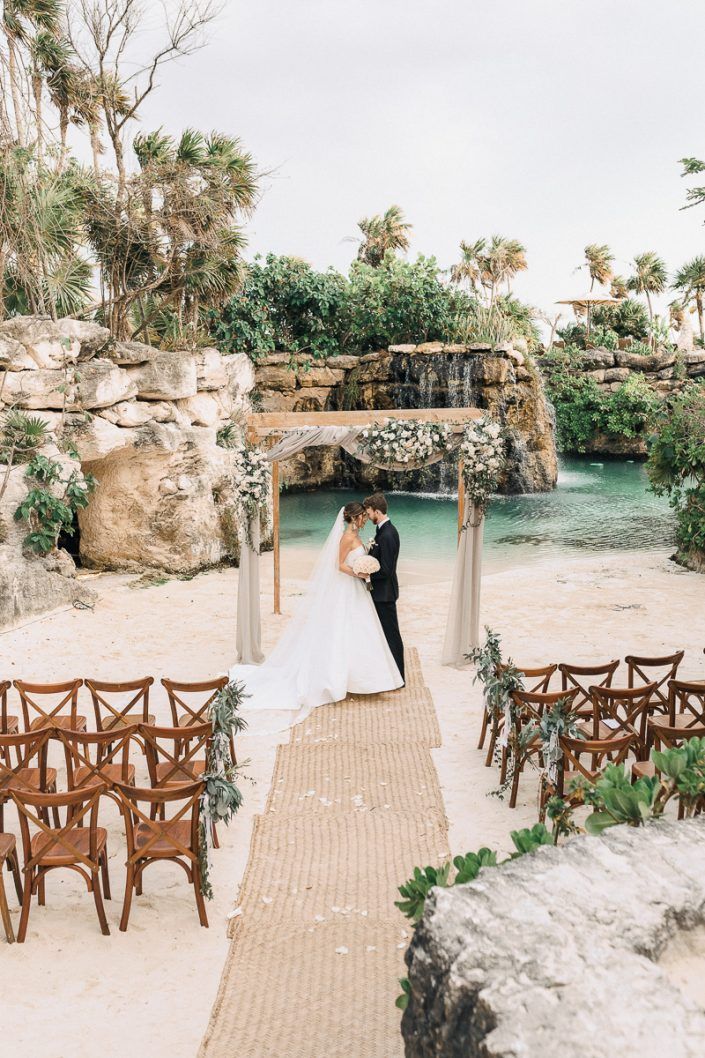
[229,502,403,727]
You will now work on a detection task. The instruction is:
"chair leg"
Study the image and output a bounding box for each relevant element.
[485,718,498,767]
[9,851,23,904]
[193,864,209,928]
[17,869,33,943]
[211,822,219,850]
[38,872,46,907]
[0,868,14,944]
[100,849,111,901]
[477,708,489,750]
[509,756,523,810]
[91,870,110,936]
[119,864,136,932]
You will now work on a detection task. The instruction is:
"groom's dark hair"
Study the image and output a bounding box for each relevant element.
[363,491,387,515]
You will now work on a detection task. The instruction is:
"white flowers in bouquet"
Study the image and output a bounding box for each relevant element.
[232,443,272,549]
[459,417,506,518]
[352,553,380,590]
[360,419,452,468]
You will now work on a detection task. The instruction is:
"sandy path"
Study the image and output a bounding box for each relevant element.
[1,545,703,1057]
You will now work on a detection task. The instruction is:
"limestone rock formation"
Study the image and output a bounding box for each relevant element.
[402,819,705,1058]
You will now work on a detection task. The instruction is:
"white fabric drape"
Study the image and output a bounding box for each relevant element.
[234,427,483,667]
[235,517,264,665]
[442,507,484,667]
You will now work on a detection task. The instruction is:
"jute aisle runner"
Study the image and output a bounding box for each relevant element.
[199,648,449,1058]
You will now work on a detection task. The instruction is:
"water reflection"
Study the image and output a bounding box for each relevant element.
[280,457,674,571]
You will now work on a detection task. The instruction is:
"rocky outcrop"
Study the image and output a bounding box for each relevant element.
[0,316,254,627]
[402,820,705,1058]
[253,344,558,494]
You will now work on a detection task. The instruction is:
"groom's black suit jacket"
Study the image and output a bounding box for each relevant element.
[369,520,400,603]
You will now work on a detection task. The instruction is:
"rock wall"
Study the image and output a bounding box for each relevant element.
[254,343,558,494]
[0,316,253,628]
[402,819,705,1058]
[540,343,705,457]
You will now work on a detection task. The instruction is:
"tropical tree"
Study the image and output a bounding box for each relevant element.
[583,244,614,289]
[451,235,527,306]
[673,256,705,341]
[450,238,486,294]
[2,0,63,148]
[627,252,668,343]
[356,205,411,267]
[610,274,629,300]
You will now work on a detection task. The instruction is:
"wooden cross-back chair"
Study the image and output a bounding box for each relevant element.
[503,687,579,810]
[113,779,208,930]
[648,680,705,750]
[587,683,658,760]
[85,677,155,733]
[13,679,85,733]
[0,834,23,944]
[558,660,620,718]
[0,729,57,832]
[0,680,19,737]
[142,722,211,788]
[10,785,111,942]
[482,664,557,766]
[57,726,137,801]
[161,677,231,761]
[625,652,685,713]
[556,731,636,799]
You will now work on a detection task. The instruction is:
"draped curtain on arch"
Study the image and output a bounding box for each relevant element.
[235,423,483,669]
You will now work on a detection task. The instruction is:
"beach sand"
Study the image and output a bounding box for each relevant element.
[1,545,704,1057]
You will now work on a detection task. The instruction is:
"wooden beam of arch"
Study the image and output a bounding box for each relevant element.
[247,407,483,443]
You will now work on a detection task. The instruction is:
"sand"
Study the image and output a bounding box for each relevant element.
[1,544,704,1058]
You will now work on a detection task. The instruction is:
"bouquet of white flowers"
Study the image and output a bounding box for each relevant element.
[352,553,380,591]
[232,443,271,548]
[459,417,505,518]
[358,419,452,468]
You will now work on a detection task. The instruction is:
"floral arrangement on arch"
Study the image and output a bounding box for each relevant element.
[232,442,271,549]
[358,419,452,467]
[459,417,506,518]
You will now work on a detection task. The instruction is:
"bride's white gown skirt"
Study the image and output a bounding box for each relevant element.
[230,544,403,731]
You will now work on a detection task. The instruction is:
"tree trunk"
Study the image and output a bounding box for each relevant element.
[32,73,43,162]
[89,124,102,180]
[646,291,654,348]
[58,108,69,174]
[697,293,704,341]
[7,37,26,146]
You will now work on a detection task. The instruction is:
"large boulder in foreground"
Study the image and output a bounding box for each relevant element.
[402,819,705,1058]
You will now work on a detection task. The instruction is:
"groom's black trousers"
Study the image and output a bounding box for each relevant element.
[374,601,405,682]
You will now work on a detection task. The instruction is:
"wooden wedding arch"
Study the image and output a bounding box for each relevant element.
[246,407,483,616]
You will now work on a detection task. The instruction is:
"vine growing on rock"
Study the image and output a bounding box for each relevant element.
[14,453,96,555]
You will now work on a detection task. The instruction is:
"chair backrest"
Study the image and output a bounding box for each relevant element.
[511,687,579,726]
[85,677,154,730]
[0,729,54,800]
[559,661,619,709]
[114,779,203,867]
[0,680,11,732]
[559,731,635,787]
[161,677,228,727]
[141,722,211,787]
[499,664,556,694]
[13,679,82,729]
[56,725,138,791]
[625,652,684,707]
[11,785,104,871]
[668,680,705,727]
[589,683,658,745]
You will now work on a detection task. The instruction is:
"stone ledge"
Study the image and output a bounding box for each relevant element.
[403,819,705,1058]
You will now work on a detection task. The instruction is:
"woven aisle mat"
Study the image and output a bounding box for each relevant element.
[199,648,448,1058]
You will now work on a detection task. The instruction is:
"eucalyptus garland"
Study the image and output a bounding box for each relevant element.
[198,679,249,900]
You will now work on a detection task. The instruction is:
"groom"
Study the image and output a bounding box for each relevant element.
[364,492,405,683]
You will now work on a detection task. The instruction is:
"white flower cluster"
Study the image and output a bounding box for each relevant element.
[232,444,271,547]
[459,417,505,515]
[359,419,452,467]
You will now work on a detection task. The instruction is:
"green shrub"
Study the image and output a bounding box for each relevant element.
[592,298,650,340]
[647,382,705,559]
[603,376,661,438]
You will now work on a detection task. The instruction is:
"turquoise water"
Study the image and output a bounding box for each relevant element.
[280,458,674,571]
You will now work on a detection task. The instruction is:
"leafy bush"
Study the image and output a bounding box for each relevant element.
[14,454,96,555]
[602,376,661,438]
[647,382,705,560]
[557,322,619,350]
[592,298,650,340]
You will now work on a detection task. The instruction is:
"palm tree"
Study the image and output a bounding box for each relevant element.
[2,0,62,147]
[583,243,614,289]
[450,238,486,294]
[627,252,668,342]
[481,235,528,305]
[673,255,705,341]
[356,205,411,267]
[610,274,629,300]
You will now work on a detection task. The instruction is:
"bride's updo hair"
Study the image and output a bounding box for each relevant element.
[343,501,365,525]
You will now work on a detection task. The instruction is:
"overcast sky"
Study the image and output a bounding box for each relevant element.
[140,0,705,319]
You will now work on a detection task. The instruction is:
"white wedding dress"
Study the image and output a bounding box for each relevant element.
[230,508,403,730]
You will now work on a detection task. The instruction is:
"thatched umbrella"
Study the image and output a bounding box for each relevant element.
[555,290,621,341]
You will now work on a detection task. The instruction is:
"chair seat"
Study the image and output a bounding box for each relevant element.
[155,760,206,785]
[74,764,136,788]
[632,760,656,780]
[649,715,705,735]
[563,769,598,791]
[177,714,208,729]
[135,820,192,856]
[29,715,87,733]
[0,716,19,735]
[102,714,155,730]
[31,826,107,865]
[0,832,16,860]
[576,719,620,740]
[4,767,57,794]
